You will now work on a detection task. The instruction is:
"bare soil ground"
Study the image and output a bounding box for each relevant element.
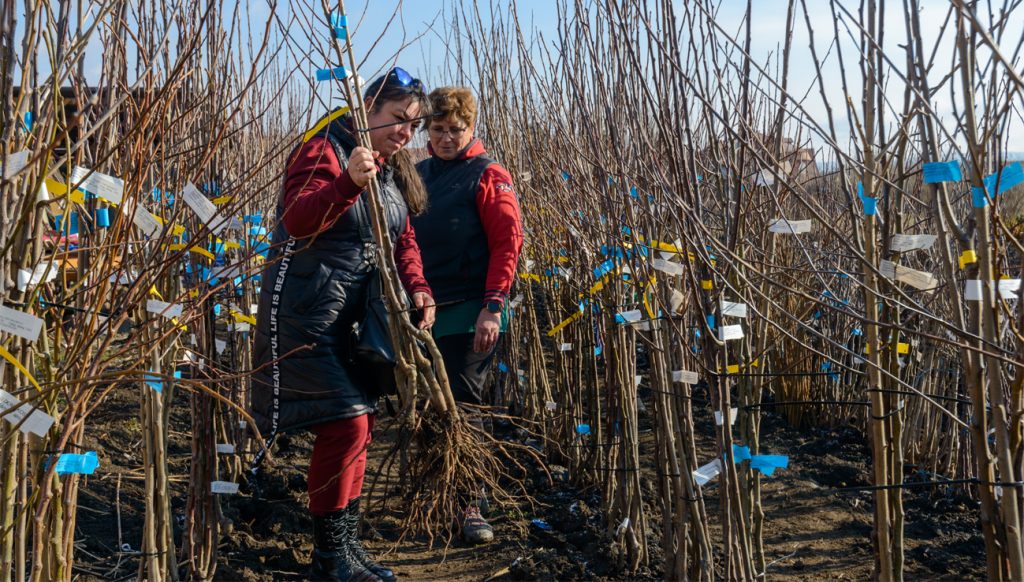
[73,383,984,581]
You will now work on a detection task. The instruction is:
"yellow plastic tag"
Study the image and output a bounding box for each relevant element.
[701,280,713,290]
[231,310,257,325]
[959,250,977,269]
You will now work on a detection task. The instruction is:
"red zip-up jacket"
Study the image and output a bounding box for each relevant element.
[280,136,432,296]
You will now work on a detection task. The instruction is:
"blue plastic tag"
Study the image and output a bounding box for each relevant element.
[54,451,99,475]
[922,160,962,184]
[315,66,349,82]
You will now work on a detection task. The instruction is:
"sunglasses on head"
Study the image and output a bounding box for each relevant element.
[387,66,423,92]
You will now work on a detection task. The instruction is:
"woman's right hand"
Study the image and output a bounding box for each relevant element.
[347,146,379,188]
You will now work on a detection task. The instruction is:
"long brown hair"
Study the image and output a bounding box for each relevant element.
[363,71,430,215]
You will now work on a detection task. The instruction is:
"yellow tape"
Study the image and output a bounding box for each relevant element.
[519,273,541,283]
[211,195,234,206]
[188,290,199,299]
[726,364,740,374]
[303,106,351,142]
[230,310,257,325]
[897,342,910,354]
[45,178,68,197]
[69,189,85,204]
[547,311,583,337]
[959,250,977,269]
[0,344,43,392]
[190,247,215,261]
[148,286,163,300]
[701,280,713,290]
[165,244,214,261]
[224,241,241,251]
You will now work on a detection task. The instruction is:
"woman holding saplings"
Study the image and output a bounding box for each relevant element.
[251,67,435,582]
[413,86,524,545]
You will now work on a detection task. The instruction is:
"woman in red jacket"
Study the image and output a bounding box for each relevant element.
[252,67,435,582]
[412,87,524,545]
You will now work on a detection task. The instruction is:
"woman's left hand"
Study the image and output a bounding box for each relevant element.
[474,309,501,353]
[413,292,435,330]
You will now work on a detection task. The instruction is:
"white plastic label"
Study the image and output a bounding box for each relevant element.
[146,300,183,319]
[0,389,55,437]
[215,444,235,454]
[212,263,242,281]
[132,210,162,237]
[669,289,685,313]
[650,258,684,276]
[210,481,239,494]
[714,408,738,426]
[962,280,1018,300]
[879,261,937,291]
[0,305,43,341]
[3,150,30,179]
[999,279,1022,298]
[71,166,124,204]
[215,339,227,354]
[693,459,722,486]
[558,343,572,351]
[768,218,812,234]
[890,233,936,253]
[182,182,227,234]
[545,400,558,411]
[17,263,58,291]
[672,370,699,384]
[721,301,747,318]
[718,325,744,341]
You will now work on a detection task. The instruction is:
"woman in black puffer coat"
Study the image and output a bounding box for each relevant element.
[250,68,434,582]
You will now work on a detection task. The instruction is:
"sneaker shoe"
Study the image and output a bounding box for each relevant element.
[460,505,494,545]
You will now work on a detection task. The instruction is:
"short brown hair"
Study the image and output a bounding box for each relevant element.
[428,87,477,129]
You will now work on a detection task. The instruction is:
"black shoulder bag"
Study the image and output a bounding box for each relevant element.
[351,194,400,397]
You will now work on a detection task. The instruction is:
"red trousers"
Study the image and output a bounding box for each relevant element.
[307,414,374,515]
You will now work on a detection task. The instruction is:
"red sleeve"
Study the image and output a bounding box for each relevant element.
[281,137,364,237]
[476,164,523,307]
[394,216,433,297]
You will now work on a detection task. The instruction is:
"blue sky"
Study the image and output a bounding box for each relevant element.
[17,0,1024,153]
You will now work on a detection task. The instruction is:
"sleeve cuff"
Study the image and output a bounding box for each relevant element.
[482,290,508,307]
[409,285,433,297]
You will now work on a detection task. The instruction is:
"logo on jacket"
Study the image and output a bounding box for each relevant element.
[496,182,514,193]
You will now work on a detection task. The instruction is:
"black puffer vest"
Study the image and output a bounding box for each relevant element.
[412,142,494,303]
[250,119,409,437]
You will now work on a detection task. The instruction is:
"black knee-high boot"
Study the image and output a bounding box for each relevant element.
[344,498,397,582]
[309,507,382,582]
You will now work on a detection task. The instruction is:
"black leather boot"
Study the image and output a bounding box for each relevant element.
[345,498,397,582]
[309,508,382,582]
